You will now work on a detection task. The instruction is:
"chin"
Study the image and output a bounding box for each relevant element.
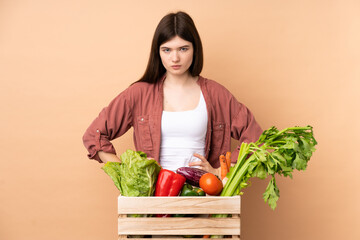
[167,69,189,76]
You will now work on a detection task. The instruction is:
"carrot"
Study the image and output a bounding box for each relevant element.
[225,151,231,170]
[219,154,228,180]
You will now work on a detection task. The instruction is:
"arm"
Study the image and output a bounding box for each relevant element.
[230,103,263,163]
[97,151,121,164]
[82,88,133,163]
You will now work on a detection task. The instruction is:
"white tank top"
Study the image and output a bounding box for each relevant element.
[160,91,208,171]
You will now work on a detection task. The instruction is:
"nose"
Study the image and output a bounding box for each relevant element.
[171,51,180,62]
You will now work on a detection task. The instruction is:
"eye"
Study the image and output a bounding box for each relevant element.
[162,48,170,53]
[180,47,188,52]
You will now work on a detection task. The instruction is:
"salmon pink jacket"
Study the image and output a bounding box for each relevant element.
[82,76,263,168]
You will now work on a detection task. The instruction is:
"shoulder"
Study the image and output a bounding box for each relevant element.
[199,76,234,100]
[106,81,155,108]
[117,81,157,99]
[128,81,155,92]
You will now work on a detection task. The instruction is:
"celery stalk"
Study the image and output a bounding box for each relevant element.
[210,125,317,237]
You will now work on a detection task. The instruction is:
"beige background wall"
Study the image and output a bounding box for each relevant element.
[1,0,359,239]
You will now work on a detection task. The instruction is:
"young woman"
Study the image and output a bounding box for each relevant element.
[82,11,262,177]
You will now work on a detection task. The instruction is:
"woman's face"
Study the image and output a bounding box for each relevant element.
[159,36,194,77]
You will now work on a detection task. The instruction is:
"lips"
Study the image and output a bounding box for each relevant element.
[171,65,181,70]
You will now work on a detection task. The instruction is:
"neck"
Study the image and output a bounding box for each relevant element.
[164,72,196,87]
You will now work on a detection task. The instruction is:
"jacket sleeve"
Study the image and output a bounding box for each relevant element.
[82,88,133,162]
[230,101,263,163]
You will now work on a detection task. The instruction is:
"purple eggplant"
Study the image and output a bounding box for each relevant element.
[176,167,208,187]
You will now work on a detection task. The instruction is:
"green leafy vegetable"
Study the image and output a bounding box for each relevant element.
[102,162,122,192]
[221,125,317,209]
[102,150,161,197]
[210,126,317,238]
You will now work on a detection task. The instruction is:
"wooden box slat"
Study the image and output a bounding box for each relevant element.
[118,196,241,239]
[118,217,240,235]
[118,196,240,214]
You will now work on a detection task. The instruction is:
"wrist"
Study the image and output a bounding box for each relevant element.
[98,151,121,163]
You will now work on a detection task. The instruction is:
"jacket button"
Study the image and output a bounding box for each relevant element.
[96,130,99,133]
[141,118,144,121]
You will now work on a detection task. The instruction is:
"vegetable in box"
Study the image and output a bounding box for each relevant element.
[102,150,161,196]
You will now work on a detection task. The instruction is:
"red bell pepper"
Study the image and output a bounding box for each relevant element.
[155,169,186,196]
[155,169,186,217]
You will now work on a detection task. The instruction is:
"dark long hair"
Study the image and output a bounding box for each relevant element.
[136,11,203,84]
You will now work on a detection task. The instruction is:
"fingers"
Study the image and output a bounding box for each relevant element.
[193,153,206,162]
[190,153,211,171]
[190,154,220,177]
[189,153,207,168]
[188,161,202,167]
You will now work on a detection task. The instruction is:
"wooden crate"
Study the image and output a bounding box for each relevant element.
[118,196,241,239]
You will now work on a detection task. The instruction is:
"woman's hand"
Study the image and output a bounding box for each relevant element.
[189,153,220,177]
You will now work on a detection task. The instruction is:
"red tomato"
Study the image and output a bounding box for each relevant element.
[199,173,223,196]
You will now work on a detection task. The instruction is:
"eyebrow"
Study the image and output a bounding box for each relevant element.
[160,45,191,49]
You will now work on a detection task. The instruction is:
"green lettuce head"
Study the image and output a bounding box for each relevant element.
[101,150,161,196]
